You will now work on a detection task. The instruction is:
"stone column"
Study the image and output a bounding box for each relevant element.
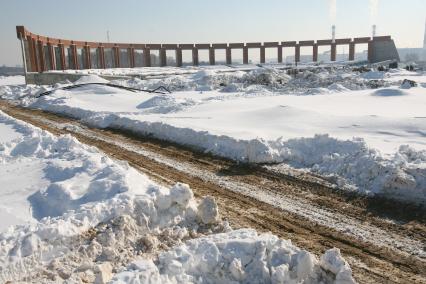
[37,40,46,72]
[313,44,318,62]
[243,46,248,64]
[226,47,232,64]
[144,47,151,67]
[349,42,355,61]
[209,47,215,65]
[295,44,300,63]
[192,48,199,66]
[160,48,167,67]
[175,48,182,67]
[260,46,266,64]
[331,43,337,61]
[277,46,283,63]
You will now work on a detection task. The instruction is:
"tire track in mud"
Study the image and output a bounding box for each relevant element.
[1,100,425,284]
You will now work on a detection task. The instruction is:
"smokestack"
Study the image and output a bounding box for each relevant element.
[372,25,377,38]
[332,25,336,43]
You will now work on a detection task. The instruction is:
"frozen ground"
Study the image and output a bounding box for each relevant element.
[1,66,424,204]
[0,111,354,283]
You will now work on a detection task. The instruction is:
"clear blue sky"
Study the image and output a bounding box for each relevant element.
[0,0,425,66]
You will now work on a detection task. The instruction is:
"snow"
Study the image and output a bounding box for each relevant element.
[0,75,25,86]
[0,111,354,283]
[112,229,354,284]
[2,67,424,203]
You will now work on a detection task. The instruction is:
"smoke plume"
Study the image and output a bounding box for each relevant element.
[369,0,379,21]
[329,0,337,23]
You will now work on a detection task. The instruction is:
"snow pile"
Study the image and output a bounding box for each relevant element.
[0,75,25,86]
[0,111,354,283]
[112,229,354,284]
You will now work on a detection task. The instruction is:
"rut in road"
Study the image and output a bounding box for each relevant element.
[0,100,425,284]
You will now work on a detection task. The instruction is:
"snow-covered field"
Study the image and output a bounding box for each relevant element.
[1,66,425,204]
[0,110,354,283]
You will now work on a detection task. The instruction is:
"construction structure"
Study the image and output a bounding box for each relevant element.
[16,25,399,74]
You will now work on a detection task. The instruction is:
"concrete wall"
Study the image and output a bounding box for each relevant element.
[370,39,400,63]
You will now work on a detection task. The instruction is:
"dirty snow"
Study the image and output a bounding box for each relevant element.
[0,111,353,283]
[2,66,424,204]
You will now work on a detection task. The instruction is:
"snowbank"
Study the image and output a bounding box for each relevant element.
[0,111,354,283]
[112,229,354,284]
[2,66,425,205]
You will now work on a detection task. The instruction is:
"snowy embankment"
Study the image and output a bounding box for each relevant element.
[0,111,353,283]
[2,67,424,204]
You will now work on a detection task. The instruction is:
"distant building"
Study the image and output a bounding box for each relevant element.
[398,19,426,62]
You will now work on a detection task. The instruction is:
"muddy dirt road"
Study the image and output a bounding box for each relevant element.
[1,100,425,283]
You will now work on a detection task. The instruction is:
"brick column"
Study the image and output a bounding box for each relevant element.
[175,48,182,67]
[313,44,318,62]
[144,47,151,67]
[278,46,283,63]
[226,47,232,64]
[47,43,56,70]
[113,46,120,68]
[37,40,46,72]
[128,47,135,68]
[160,48,167,66]
[192,48,199,66]
[349,42,355,61]
[70,44,78,69]
[331,43,337,61]
[209,47,215,65]
[295,44,300,63]
[98,46,105,69]
[27,36,38,72]
[58,44,66,70]
[84,45,91,69]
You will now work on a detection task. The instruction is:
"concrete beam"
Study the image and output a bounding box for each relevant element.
[59,44,66,70]
[264,42,279,48]
[47,43,56,70]
[83,45,91,69]
[282,41,297,47]
[37,40,46,72]
[372,36,391,42]
[299,40,315,46]
[98,46,105,69]
[195,44,210,49]
[229,43,244,48]
[335,38,351,45]
[113,46,120,68]
[146,44,161,49]
[354,37,371,44]
[317,39,333,46]
[179,44,194,50]
[212,43,227,49]
[162,44,178,50]
[246,42,261,48]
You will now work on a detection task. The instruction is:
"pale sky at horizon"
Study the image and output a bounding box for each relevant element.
[0,0,425,66]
